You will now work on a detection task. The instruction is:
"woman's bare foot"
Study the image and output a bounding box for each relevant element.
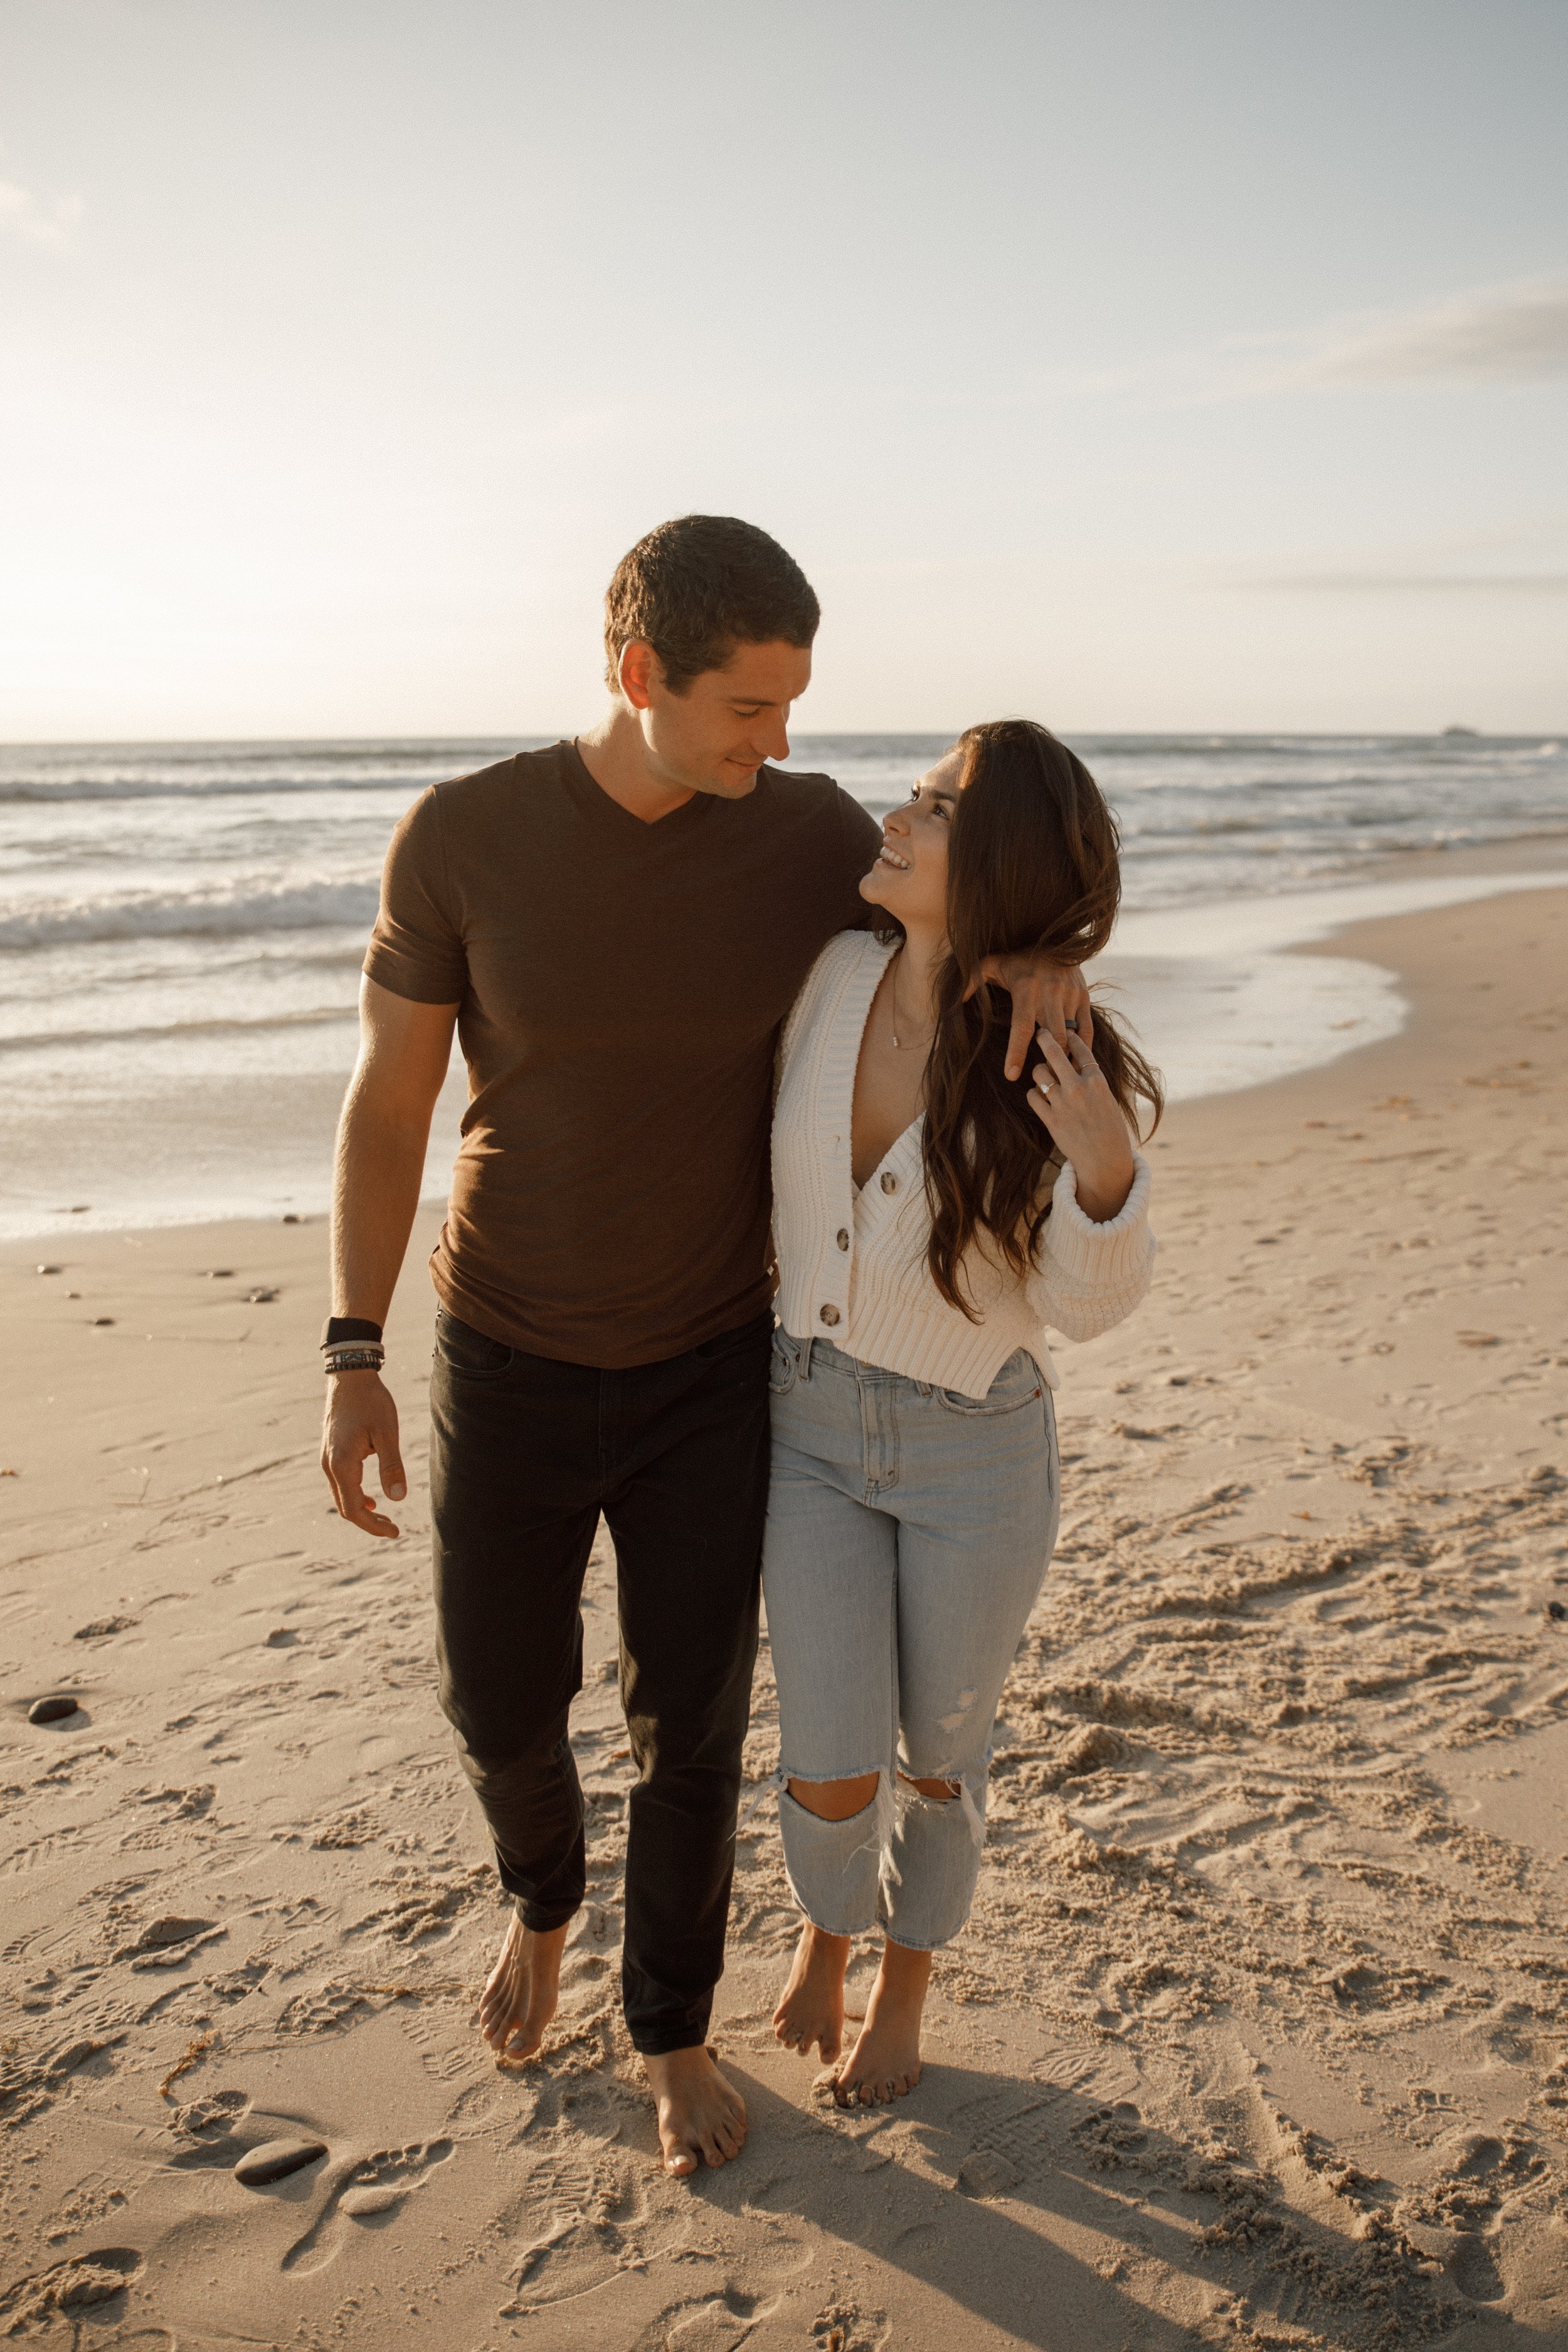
[773,1924,850,2063]
[644,2046,748,2176]
[477,1912,568,2058]
[834,1939,933,2107]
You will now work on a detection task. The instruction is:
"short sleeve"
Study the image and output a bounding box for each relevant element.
[363,787,467,1004]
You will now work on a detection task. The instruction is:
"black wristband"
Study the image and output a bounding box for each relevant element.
[322,1316,384,1350]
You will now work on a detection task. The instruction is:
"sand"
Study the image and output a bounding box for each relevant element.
[2,882,1565,2352]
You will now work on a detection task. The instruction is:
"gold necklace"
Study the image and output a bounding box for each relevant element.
[889,955,935,1051]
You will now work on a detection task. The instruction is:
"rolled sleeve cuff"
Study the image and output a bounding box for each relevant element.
[1044,1152,1155,1288]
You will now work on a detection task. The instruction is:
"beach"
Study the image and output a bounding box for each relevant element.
[3,877,1566,2351]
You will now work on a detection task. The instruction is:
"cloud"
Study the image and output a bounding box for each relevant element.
[0,179,83,250]
[1291,280,1568,387]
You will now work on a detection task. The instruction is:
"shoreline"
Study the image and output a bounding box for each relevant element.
[3,876,1565,2346]
[4,831,1565,1244]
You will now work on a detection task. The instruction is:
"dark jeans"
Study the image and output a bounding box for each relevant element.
[428,1305,771,2056]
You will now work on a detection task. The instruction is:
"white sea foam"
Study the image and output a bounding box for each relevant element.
[0,879,381,950]
[1096,869,1568,1103]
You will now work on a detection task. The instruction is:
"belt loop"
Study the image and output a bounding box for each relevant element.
[800,1333,814,1381]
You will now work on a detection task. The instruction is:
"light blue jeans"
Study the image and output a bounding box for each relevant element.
[761,1329,1060,1949]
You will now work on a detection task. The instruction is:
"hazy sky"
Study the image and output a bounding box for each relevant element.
[3,0,1565,738]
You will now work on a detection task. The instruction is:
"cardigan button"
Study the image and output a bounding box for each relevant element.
[818,1304,840,1327]
[880,1172,898,1194]
[835,1229,849,1251]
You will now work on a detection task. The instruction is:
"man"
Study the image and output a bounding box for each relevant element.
[320,516,1089,2176]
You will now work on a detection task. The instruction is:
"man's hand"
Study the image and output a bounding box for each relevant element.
[322,1369,408,1539]
[972,950,1094,1081]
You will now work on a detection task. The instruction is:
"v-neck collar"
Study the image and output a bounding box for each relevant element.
[565,738,712,837]
[841,934,926,1196]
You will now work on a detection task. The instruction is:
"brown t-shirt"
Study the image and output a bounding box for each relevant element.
[364,739,880,1367]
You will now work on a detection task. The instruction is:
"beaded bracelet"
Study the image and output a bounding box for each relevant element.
[324,1346,386,1376]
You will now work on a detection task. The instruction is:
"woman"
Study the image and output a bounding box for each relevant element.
[763,719,1161,2106]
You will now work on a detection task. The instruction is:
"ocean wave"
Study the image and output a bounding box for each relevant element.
[0,736,538,803]
[0,776,429,804]
[0,878,379,950]
[0,1005,359,1055]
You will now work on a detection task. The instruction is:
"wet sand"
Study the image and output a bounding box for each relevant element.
[2,883,1565,2350]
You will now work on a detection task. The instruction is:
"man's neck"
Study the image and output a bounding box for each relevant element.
[575,706,694,826]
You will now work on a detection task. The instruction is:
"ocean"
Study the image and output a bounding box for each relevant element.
[3,732,1565,1239]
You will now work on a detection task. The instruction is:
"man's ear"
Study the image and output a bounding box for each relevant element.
[618,640,662,711]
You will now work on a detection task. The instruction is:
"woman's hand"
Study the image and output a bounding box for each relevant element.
[1027,1028,1135,1222]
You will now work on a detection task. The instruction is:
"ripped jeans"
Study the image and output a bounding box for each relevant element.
[761,1330,1059,1950]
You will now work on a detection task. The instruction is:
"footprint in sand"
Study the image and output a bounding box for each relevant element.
[0,2246,144,2330]
[501,2160,654,2311]
[280,2137,455,2274]
[809,2301,890,2352]
[630,2287,778,2352]
[162,2090,253,2169]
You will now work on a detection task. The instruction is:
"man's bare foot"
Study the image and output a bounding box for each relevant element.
[834,1939,933,2107]
[477,1912,568,2058]
[773,1924,850,2064]
[644,2045,748,2176]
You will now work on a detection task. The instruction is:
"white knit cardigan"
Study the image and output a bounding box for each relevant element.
[771,931,1156,1398]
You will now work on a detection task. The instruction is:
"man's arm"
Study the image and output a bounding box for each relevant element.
[320,977,458,1539]
[977,950,1095,1079]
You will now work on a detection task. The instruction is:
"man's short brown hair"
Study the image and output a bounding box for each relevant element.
[603,515,820,694]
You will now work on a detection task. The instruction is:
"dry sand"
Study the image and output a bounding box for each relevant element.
[2,883,1565,2352]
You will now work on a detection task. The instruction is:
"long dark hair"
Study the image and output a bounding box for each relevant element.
[876,719,1163,1318]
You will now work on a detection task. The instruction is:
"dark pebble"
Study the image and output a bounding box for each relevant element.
[1549,1602,1566,1621]
[282,1213,304,1224]
[203,1269,234,1279]
[36,1263,61,1274]
[91,1317,115,1327]
[29,1695,81,1725]
[244,1287,280,1303]
[234,2137,327,2187]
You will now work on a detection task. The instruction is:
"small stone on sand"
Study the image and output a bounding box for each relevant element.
[28,1695,81,1725]
[244,1286,279,1303]
[91,1317,115,1327]
[234,2137,328,2187]
[36,1263,61,1274]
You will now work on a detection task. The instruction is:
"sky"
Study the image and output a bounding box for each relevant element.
[2,0,1565,739]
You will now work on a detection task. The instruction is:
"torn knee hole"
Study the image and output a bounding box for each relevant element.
[899,1771,960,1802]
[786,1774,879,1823]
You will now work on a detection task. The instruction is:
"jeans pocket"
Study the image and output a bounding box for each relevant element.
[434,1309,514,1377]
[767,1330,799,1397]
[933,1350,1044,1417]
